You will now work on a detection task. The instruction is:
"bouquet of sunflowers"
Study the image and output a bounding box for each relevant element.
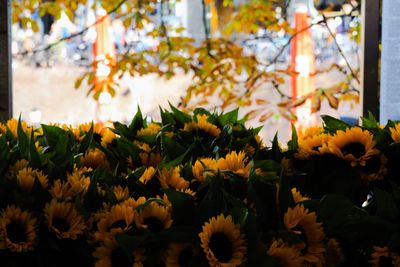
[0,106,400,267]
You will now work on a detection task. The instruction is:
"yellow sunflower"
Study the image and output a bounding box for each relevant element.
[79,122,104,135]
[44,199,86,240]
[134,141,163,167]
[370,246,400,267]
[183,114,221,137]
[164,242,199,267]
[326,238,344,267]
[255,134,265,149]
[295,134,329,160]
[192,158,218,182]
[137,123,161,136]
[243,144,256,156]
[81,148,110,169]
[69,126,82,141]
[327,127,379,167]
[0,205,37,252]
[135,201,172,234]
[7,159,29,179]
[297,126,324,140]
[139,167,156,184]
[390,123,400,143]
[361,154,387,183]
[177,188,196,197]
[298,126,324,141]
[135,141,152,153]
[101,128,117,147]
[284,204,325,267]
[49,169,90,200]
[140,152,162,167]
[0,122,6,134]
[113,186,130,202]
[217,151,252,178]
[165,131,175,138]
[267,239,303,267]
[291,188,310,203]
[199,214,246,267]
[158,167,189,190]
[6,119,32,138]
[16,167,48,192]
[95,203,135,242]
[93,237,145,267]
[122,197,147,210]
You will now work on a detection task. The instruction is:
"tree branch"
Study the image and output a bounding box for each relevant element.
[201,0,213,58]
[160,0,172,58]
[322,15,360,84]
[17,0,128,56]
[264,19,325,68]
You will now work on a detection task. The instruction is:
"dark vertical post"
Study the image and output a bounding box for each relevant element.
[361,0,380,118]
[0,0,12,120]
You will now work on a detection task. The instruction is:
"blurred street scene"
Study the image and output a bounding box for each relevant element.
[12,0,361,141]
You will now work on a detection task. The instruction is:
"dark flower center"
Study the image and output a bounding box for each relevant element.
[209,232,233,263]
[153,261,166,267]
[53,217,70,233]
[6,221,27,243]
[109,220,127,230]
[178,248,194,267]
[364,156,382,174]
[379,256,394,267]
[93,133,102,143]
[111,247,132,267]
[341,142,365,158]
[292,225,308,254]
[143,217,165,233]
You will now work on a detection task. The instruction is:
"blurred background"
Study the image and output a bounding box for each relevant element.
[11,0,362,141]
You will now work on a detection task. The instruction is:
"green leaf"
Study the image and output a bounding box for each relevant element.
[128,106,144,135]
[321,115,351,133]
[79,123,94,153]
[83,170,101,213]
[42,124,67,148]
[287,124,298,151]
[169,102,190,125]
[371,127,391,146]
[374,187,400,222]
[319,194,367,234]
[113,122,130,138]
[134,198,167,212]
[104,184,119,205]
[159,144,193,169]
[219,108,239,125]
[231,205,249,228]
[29,131,41,169]
[159,135,186,160]
[198,174,228,223]
[51,132,72,165]
[17,118,29,158]
[193,108,211,117]
[159,107,175,126]
[253,160,281,172]
[162,189,196,225]
[271,133,282,162]
[361,111,379,128]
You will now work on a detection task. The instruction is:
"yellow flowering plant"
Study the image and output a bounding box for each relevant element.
[0,108,400,266]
